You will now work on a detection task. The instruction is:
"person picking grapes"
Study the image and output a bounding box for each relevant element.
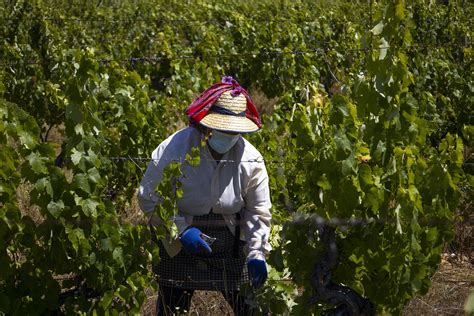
[138,76,271,315]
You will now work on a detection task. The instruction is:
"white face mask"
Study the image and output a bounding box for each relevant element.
[208,130,240,154]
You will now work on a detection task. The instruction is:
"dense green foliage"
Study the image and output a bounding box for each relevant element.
[1,0,472,314]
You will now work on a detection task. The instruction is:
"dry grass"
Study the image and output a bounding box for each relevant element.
[16,181,44,225]
[141,290,233,316]
[249,87,279,116]
[403,259,473,316]
[121,194,148,225]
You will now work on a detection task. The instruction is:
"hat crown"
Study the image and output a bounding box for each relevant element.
[199,89,259,133]
[213,91,247,114]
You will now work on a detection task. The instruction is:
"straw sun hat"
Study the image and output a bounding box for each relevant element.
[199,91,260,133]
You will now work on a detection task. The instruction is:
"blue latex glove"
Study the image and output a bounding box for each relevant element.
[179,227,212,254]
[247,259,268,289]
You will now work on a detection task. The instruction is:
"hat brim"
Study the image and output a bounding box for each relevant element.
[199,112,260,133]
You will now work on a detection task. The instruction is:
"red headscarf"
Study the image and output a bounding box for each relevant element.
[186,76,262,128]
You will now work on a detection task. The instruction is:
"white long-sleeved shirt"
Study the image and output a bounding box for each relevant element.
[137,126,272,260]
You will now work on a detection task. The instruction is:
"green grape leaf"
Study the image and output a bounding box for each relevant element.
[101,291,115,310]
[75,196,99,218]
[371,21,384,35]
[71,148,83,165]
[65,103,83,124]
[36,177,54,197]
[47,200,65,219]
[73,174,91,194]
[66,227,86,254]
[101,238,113,252]
[26,152,48,175]
[18,130,37,149]
[113,247,125,269]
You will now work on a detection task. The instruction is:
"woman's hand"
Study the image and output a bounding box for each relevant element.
[247,259,268,289]
[179,227,212,254]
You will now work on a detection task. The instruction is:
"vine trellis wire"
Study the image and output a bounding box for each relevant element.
[0,42,471,68]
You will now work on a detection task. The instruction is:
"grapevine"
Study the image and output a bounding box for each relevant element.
[1,0,471,314]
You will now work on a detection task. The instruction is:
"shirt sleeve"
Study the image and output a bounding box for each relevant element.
[242,161,272,261]
[137,143,190,237]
